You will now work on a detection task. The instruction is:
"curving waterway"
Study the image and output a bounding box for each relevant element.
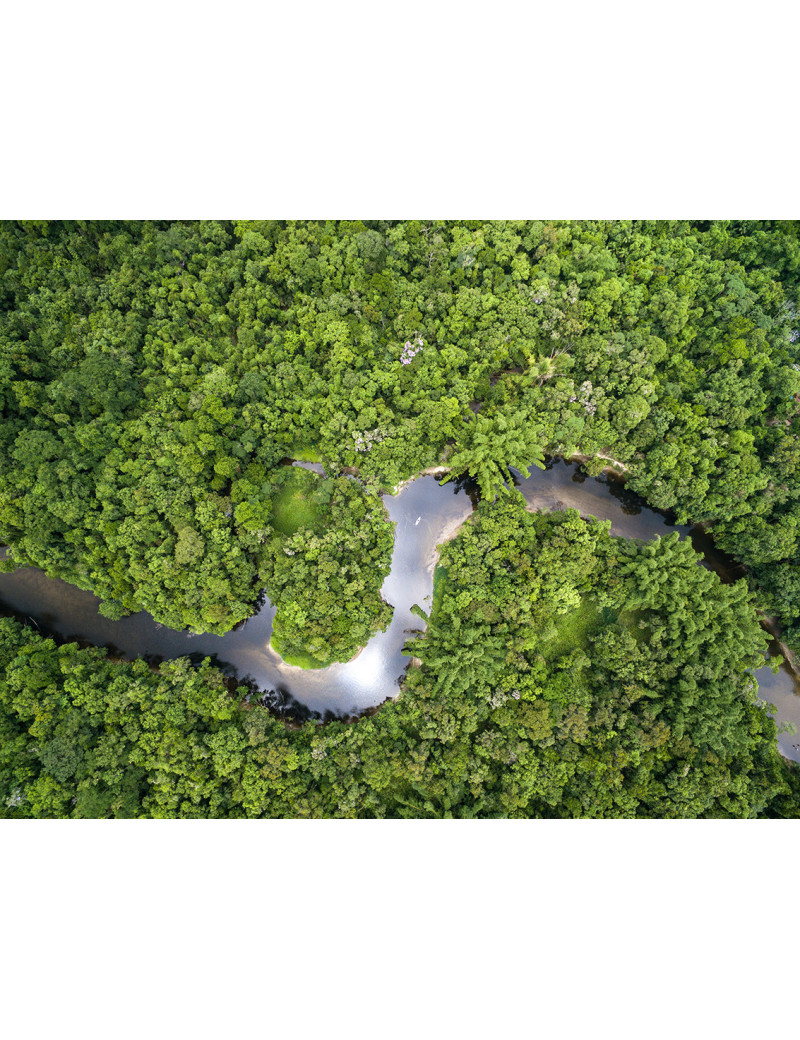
[1,459,799,762]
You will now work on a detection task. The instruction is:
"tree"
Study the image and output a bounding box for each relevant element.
[443,412,546,501]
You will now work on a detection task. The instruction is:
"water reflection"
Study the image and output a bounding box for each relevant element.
[1,459,799,761]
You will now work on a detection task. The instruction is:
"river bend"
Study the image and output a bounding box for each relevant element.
[1,460,799,761]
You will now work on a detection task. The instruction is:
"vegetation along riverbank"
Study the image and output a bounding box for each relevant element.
[2,219,800,817]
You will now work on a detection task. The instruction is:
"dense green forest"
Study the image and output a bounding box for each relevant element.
[2,504,797,817]
[2,219,800,817]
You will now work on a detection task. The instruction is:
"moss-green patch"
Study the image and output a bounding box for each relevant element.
[540,599,650,661]
[431,564,448,619]
[617,607,651,644]
[541,598,605,661]
[290,444,322,463]
[271,468,323,536]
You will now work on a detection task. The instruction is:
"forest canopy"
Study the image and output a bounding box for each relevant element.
[2,219,800,818]
[1,504,797,818]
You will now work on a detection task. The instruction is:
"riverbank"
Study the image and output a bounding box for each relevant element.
[760,614,800,678]
[391,466,450,496]
[567,451,630,476]
[2,459,800,758]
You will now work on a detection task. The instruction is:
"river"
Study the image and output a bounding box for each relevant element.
[1,459,799,760]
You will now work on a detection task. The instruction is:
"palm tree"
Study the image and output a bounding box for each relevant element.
[527,347,570,386]
[442,412,546,501]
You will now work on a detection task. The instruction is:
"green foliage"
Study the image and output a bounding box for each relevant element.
[263,471,394,666]
[539,598,606,662]
[270,467,323,536]
[399,499,793,818]
[443,411,546,500]
[2,503,795,818]
[3,219,800,817]
[3,220,800,649]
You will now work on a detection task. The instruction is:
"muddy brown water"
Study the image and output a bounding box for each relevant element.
[1,459,799,760]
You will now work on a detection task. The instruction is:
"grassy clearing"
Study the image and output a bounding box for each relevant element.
[290,444,322,463]
[541,598,605,661]
[431,564,448,619]
[271,468,323,536]
[618,607,650,644]
[540,598,649,661]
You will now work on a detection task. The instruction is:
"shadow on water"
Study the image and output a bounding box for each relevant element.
[442,471,481,508]
[1,457,799,760]
[600,475,647,515]
[257,685,324,724]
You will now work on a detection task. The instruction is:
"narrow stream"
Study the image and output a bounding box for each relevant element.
[1,459,799,760]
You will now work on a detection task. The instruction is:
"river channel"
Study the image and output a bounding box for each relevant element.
[1,459,799,762]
